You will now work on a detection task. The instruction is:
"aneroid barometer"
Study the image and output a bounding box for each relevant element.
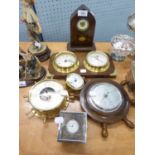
[84,51,110,72]
[80,79,134,137]
[67,4,96,52]
[27,79,69,122]
[52,51,79,73]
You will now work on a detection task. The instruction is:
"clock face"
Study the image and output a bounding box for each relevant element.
[29,80,67,111]
[66,119,80,134]
[77,19,89,32]
[86,51,109,67]
[66,73,84,90]
[55,52,77,68]
[87,83,123,113]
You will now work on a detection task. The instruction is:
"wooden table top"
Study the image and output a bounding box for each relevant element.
[19,42,135,155]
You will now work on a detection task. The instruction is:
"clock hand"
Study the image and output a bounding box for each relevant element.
[95,56,103,63]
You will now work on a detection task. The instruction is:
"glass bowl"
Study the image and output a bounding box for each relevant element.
[111,34,135,61]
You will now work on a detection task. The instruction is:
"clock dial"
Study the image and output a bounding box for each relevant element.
[84,51,110,72]
[87,83,123,113]
[66,119,80,134]
[77,19,89,32]
[66,73,84,90]
[52,51,79,73]
[29,80,67,111]
[55,53,77,68]
[86,51,109,67]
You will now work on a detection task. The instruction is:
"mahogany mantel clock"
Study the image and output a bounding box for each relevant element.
[67,5,96,52]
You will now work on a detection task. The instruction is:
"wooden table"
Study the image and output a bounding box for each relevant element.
[19,42,135,155]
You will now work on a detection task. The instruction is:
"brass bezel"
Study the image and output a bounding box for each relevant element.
[28,79,69,120]
[66,73,85,91]
[83,51,110,73]
[52,51,79,73]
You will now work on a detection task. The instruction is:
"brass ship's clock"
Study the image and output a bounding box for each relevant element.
[67,4,96,52]
[52,51,79,74]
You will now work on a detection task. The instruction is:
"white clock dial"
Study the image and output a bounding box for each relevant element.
[77,19,89,31]
[29,80,67,111]
[87,83,123,112]
[66,119,79,134]
[66,73,84,90]
[55,53,77,68]
[86,51,109,67]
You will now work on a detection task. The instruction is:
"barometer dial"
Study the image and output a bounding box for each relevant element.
[84,51,110,72]
[80,79,134,138]
[87,83,123,113]
[29,80,68,111]
[86,51,109,67]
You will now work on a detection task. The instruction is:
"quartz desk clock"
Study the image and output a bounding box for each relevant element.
[67,4,96,52]
[55,111,87,143]
[80,79,134,138]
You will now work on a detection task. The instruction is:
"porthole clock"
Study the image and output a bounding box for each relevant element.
[52,51,79,74]
[67,4,96,52]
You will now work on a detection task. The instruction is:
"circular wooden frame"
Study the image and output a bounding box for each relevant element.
[80,79,134,137]
[85,80,126,116]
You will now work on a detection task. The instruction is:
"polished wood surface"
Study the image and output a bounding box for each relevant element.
[19,42,135,155]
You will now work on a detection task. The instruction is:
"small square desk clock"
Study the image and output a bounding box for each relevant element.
[55,111,87,143]
[67,4,96,52]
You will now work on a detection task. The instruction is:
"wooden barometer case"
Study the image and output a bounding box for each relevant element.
[67,4,96,52]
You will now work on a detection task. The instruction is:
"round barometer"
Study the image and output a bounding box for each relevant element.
[66,73,84,91]
[87,83,124,114]
[84,51,110,72]
[52,51,79,73]
[80,79,134,137]
[28,79,69,121]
